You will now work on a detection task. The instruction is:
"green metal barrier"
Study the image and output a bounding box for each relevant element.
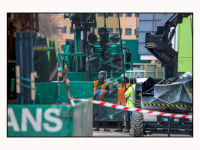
[8,101,93,136]
[35,81,93,104]
[66,72,122,81]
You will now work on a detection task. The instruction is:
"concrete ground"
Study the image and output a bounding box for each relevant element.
[93,114,191,137]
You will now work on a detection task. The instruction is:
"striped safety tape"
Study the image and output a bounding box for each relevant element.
[145,103,191,108]
[71,98,192,119]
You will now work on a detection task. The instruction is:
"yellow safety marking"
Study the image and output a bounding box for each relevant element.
[144,103,191,108]
[36,46,47,49]
[147,44,156,47]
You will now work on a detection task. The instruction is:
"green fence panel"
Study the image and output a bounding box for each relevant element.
[8,101,93,137]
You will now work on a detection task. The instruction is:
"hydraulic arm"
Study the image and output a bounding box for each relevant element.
[145,13,191,79]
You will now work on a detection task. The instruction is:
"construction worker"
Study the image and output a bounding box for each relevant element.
[58,67,70,82]
[114,74,131,132]
[125,77,137,120]
[93,71,110,132]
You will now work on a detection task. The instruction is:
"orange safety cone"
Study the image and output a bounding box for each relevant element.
[65,61,69,72]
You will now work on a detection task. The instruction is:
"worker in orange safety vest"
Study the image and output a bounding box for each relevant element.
[114,74,131,132]
[93,71,110,132]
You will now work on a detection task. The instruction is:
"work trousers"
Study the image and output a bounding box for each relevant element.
[129,111,132,119]
[94,104,108,128]
[95,121,108,128]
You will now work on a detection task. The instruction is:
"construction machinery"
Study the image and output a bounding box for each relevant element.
[59,13,133,125]
[7,13,193,137]
[130,13,193,136]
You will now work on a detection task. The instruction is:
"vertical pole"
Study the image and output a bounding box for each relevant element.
[129,67,131,83]
[118,14,126,90]
[16,66,20,94]
[111,58,113,78]
[56,27,58,44]
[168,117,172,137]
[155,64,158,78]
[31,72,35,101]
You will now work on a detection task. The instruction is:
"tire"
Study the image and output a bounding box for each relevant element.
[131,112,144,137]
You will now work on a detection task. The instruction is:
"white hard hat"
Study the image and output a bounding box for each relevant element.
[121,74,128,78]
[99,71,105,74]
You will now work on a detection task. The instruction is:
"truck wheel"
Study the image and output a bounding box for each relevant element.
[131,112,144,137]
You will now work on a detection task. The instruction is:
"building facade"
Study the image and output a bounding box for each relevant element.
[39,13,138,52]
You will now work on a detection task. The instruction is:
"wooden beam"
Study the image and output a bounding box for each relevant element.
[20,13,27,31]
[7,18,16,23]
[10,13,15,19]
[16,65,20,93]
[31,72,35,100]
[16,14,21,31]
[35,13,39,32]
[144,64,147,78]
[29,14,34,30]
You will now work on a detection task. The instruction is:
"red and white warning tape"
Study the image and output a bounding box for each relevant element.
[69,98,192,119]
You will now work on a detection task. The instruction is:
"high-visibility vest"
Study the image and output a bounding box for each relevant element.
[124,84,136,108]
[93,80,109,102]
[61,79,70,82]
[65,62,69,72]
[117,83,131,105]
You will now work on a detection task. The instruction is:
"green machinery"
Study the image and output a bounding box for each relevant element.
[58,13,132,123]
[8,34,94,136]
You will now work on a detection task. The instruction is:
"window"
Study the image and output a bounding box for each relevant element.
[107,13,113,17]
[98,28,101,33]
[134,28,138,37]
[61,27,66,34]
[61,45,64,52]
[135,13,139,17]
[116,13,122,17]
[98,13,104,17]
[107,28,113,35]
[125,28,131,35]
[70,27,75,34]
[126,13,132,17]
[116,28,122,35]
